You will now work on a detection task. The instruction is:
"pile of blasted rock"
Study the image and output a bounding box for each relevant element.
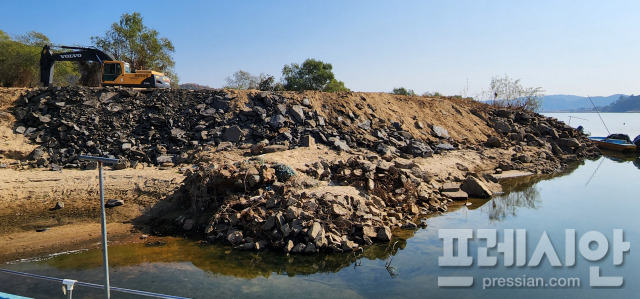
[11,87,443,169]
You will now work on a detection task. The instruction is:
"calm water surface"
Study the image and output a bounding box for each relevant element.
[1,114,639,298]
[544,112,640,138]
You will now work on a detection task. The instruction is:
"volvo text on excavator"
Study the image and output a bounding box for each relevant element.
[40,44,171,88]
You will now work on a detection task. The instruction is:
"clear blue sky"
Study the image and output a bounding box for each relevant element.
[2,0,639,97]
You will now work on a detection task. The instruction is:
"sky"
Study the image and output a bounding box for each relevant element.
[1,0,639,97]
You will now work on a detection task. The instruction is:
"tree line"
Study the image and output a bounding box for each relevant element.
[599,94,640,112]
[222,58,349,93]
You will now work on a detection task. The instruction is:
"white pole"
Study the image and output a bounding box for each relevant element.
[98,161,111,299]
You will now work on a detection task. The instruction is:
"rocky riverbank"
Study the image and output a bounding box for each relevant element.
[0,86,600,257]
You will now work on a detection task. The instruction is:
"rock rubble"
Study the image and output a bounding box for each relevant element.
[5,86,602,253]
[11,86,446,169]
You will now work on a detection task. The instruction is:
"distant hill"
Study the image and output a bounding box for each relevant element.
[600,95,640,112]
[540,94,625,112]
[179,83,213,90]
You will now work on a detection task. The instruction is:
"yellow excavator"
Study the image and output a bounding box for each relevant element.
[40,44,171,88]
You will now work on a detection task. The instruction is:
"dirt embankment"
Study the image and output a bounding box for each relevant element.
[0,87,600,260]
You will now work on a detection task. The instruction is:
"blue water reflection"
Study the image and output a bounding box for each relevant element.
[1,156,638,298]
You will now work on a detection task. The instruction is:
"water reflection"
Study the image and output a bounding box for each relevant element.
[601,151,638,163]
[484,183,541,221]
[26,161,589,279]
[33,161,584,278]
[599,151,640,170]
[40,236,408,279]
[480,161,583,221]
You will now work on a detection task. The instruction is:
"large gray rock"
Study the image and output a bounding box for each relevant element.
[460,176,493,198]
[156,155,173,164]
[485,136,502,147]
[403,140,433,157]
[170,128,186,140]
[302,135,315,148]
[402,221,418,230]
[284,240,295,253]
[441,182,460,192]
[371,195,386,209]
[436,143,455,151]
[308,222,324,241]
[286,206,301,220]
[558,138,581,148]
[29,147,47,160]
[213,98,230,112]
[492,120,512,134]
[432,125,450,138]
[362,226,377,238]
[289,105,305,123]
[105,198,124,208]
[394,158,416,169]
[305,243,317,253]
[222,125,244,142]
[358,119,371,130]
[269,115,286,128]
[376,143,395,157]
[331,203,349,216]
[226,230,244,244]
[441,190,469,201]
[333,139,351,152]
[376,226,392,241]
[291,242,307,253]
[14,126,26,134]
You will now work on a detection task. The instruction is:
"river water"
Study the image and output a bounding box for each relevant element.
[1,114,639,299]
[544,112,640,139]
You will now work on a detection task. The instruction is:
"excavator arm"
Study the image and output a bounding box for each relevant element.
[40,45,114,87]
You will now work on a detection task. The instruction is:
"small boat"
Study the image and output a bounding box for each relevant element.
[589,134,637,153]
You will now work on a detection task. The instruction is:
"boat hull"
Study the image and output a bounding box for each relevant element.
[589,137,637,153]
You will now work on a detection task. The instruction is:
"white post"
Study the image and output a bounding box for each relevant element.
[98,161,111,299]
[79,155,118,299]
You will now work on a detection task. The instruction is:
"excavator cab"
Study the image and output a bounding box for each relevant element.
[101,62,122,82]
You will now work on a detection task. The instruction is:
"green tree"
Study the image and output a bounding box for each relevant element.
[481,74,544,112]
[281,58,349,92]
[91,12,178,85]
[422,91,442,97]
[391,87,415,96]
[0,31,79,87]
[0,38,37,86]
[16,31,51,47]
[0,30,10,41]
[324,78,349,92]
[259,76,275,91]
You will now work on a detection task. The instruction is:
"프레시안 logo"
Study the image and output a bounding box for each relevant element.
[438,229,630,288]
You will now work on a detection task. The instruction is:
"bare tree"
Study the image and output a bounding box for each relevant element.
[479,74,544,112]
[224,70,271,90]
